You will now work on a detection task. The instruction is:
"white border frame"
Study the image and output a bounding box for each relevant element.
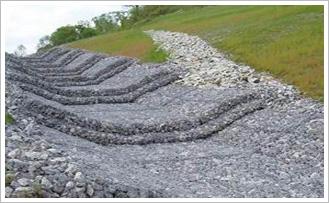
[1,1,328,202]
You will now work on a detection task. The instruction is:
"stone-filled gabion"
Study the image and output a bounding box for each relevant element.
[5,31,323,198]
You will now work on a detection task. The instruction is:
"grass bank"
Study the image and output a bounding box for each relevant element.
[69,5,324,100]
[69,29,168,63]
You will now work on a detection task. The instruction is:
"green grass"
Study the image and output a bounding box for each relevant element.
[69,29,168,63]
[142,46,168,62]
[5,113,14,125]
[69,5,324,100]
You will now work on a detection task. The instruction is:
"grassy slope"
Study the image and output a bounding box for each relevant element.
[69,29,168,63]
[69,5,324,100]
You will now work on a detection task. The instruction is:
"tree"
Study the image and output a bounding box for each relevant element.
[127,5,142,23]
[75,21,97,39]
[92,13,119,34]
[79,27,98,39]
[49,25,79,46]
[37,35,52,52]
[36,6,190,51]
[14,44,26,57]
[112,11,129,30]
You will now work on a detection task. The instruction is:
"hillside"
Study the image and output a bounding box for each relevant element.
[69,5,324,100]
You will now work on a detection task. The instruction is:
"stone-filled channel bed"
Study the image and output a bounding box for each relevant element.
[5,39,324,198]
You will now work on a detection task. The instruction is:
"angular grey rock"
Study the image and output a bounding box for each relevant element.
[10,134,22,141]
[7,159,29,171]
[47,148,62,155]
[7,149,21,159]
[49,157,67,165]
[17,178,31,187]
[86,184,94,197]
[65,163,78,175]
[32,140,49,151]
[24,151,48,160]
[248,76,260,83]
[41,166,59,175]
[12,187,34,198]
[65,181,75,190]
[74,172,84,182]
[75,186,86,198]
[41,177,53,189]
[5,187,13,198]
[34,175,43,183]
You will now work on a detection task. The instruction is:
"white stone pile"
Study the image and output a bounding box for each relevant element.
[145,30,298,100]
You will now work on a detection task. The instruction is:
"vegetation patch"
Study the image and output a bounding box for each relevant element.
[5,113,15,125]
[141,46,168,63]
[56,5,323,100]
[5,173,15,187]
